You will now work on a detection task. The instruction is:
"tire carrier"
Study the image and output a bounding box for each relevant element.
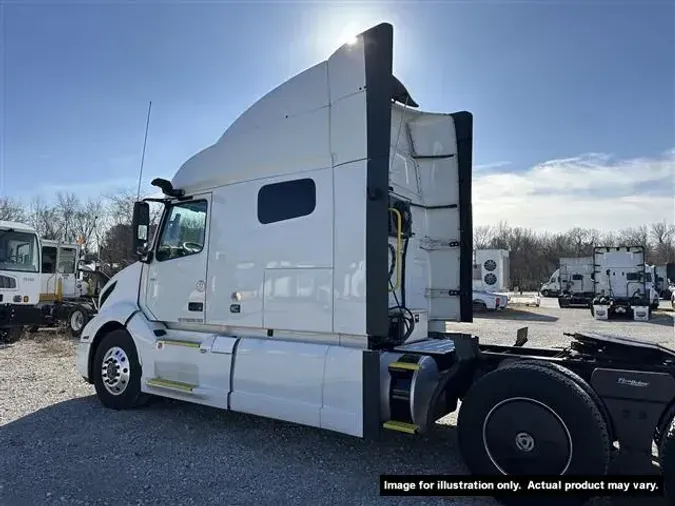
[74,23,674,505]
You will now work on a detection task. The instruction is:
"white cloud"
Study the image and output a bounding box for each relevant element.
[474,161,512,171]
[473,149,675,233]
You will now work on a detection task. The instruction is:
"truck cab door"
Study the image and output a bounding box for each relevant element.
[57,246,78,298]
[141,195,210,324]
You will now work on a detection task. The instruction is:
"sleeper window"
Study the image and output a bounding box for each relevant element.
[257,178,316,224]
[155,200,208,262]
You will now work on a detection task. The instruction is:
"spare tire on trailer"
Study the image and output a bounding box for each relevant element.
[68,305,89,338]
[659,412,675,504]
[457,361,611,506]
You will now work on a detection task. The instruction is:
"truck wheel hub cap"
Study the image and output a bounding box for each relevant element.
[515,432,535,452]
[101,346,130,396]
[482,397,573,475]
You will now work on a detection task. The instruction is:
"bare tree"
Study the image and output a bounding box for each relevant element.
[27,196,61,240]
[55,192,80,242]
[0,196,25,222]
[73,198,103,254]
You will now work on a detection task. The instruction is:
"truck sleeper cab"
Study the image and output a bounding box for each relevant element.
[591,246,654,320]
[76,24,675,505]
[557,256,594,308]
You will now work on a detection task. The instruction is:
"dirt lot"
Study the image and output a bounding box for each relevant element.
[0,303,672,506]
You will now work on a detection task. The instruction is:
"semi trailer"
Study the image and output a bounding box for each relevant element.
[73,23,675,505]
[557,256,594,308]
[473,249,510,293]
[0,221,43,343]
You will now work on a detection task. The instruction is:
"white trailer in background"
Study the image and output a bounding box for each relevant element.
[71,23,675,502]
[591,246,654,320]
[557,256,594,308]
[0,221,43,342]
[472,249,510,293]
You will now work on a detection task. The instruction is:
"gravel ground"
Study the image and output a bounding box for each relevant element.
[0,303,672,506]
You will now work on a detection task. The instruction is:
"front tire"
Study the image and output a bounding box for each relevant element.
[457,361,610,506]
[68,305,89,338]
[92,329,149,410]
[541,289,550,298]
[0,326,23,344]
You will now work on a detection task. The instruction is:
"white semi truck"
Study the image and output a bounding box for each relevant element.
[556,256,594,308]
[73,23,675,504]
[591,246,657,320]
[539,269,560,297]
[35,239,107,337]
[0,220,43,342]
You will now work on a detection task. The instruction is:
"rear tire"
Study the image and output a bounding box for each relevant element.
[509,360,614,443]
[92,329,149,410]
[457,361,610,506]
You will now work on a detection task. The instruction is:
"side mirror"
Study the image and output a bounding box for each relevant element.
[132,201,150,259]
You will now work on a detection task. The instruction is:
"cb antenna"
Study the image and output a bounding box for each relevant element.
[136,101,153,200]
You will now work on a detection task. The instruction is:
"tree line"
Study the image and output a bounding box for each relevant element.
[1,190,673,290]
[476,222,675,290]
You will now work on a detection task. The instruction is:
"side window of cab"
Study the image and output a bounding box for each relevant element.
[155,200,208,262]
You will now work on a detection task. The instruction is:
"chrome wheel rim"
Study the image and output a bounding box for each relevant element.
[101,346,131,396]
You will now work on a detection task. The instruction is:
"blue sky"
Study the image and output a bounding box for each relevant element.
[1,1,673,231]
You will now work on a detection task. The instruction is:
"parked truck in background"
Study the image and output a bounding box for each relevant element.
[557,256,594,308]
[591,246,654,320]
[0,221,43,343]
[643,264,661,311]
[472,290,507,312]
[655,263,675,299]
[34,239,108,337]
[539,269,559,297]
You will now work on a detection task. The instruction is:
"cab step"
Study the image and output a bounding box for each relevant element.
[156,339,201,349]
[383,420,419,434]
[388,361,420,371]
[146,377,198,393]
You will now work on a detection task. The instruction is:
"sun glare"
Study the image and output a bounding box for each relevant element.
[337,23,360,47]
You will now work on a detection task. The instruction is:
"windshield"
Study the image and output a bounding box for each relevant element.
[0,230,40,273]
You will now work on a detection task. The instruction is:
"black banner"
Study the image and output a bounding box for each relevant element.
[380,475,664,497]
